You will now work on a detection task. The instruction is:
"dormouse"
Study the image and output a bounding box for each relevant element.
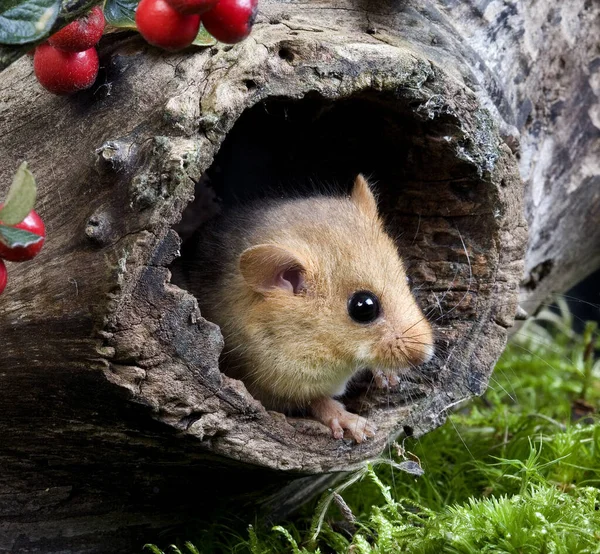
[182,175,434,441]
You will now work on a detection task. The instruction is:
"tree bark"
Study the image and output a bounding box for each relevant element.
[0,0,596,552]
[440,0,600,323]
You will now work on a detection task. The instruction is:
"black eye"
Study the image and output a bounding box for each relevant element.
[348,291,381,323]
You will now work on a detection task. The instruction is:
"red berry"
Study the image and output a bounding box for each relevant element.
[165,0,218,15]
[0,259,7,295]
[135,0,201,51]
[33,44,99,95]
[202,0,258,44]
[48,7,105,52]
[0,208,45,262]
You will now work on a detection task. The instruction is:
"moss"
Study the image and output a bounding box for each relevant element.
[146,300,600,554]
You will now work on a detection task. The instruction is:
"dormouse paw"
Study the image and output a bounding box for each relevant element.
[372,368,400,389]
[309,397,377,443]
[332,411,377,443]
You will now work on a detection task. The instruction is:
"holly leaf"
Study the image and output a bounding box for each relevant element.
[103,0,137,29]
[0,162,37,225]
[0,225,43,249]
[193,25,216,46]
[0,0,61,45]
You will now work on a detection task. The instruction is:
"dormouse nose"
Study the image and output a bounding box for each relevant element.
[400,320,434,366]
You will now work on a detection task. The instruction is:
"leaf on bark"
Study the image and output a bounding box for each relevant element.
[0,162,37,225]
[193,25,215,46]
[0,0,60,45]
[0,225,43,248]
[103,0,137,29]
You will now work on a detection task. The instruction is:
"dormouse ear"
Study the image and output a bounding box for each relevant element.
[239,244,307,295]
[350,174,379,220]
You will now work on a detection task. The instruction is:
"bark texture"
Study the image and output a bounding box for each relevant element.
[440,0,600,322]
[0,0,596,552]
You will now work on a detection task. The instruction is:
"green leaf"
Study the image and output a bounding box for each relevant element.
[183,542,201,554]
[0,225,43,249]
[192,24,216,46]
[0,162,37,225]
[103,0,137,29]
[142,545,164,554]
[0,0,60,45]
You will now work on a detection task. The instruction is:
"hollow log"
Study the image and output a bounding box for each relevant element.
[0,0,597,552]
[443,0,600,323]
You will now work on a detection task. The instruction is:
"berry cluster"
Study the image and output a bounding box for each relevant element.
[0,209,45,296]
[136,0,258,51]
[30,0,258,96]
[0,164,46,296]
[33,7,105,95]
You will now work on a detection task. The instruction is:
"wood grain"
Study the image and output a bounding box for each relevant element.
[0,0,596,550]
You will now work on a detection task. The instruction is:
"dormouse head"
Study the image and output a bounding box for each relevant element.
[238,175,434,389]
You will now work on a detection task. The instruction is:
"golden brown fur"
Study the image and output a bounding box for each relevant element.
[183,176,433,440]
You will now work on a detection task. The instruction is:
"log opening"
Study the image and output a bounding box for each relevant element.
[158,88,523,471]
[0,15,528,549]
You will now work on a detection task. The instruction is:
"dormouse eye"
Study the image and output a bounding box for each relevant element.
[348,290,381,324]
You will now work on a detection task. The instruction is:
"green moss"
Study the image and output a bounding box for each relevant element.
[147,301,600,554]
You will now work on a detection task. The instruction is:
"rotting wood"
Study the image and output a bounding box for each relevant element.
[0,0,597,552]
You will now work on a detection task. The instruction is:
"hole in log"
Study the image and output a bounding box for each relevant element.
[171,90,495,426]
[278,47,295,62]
